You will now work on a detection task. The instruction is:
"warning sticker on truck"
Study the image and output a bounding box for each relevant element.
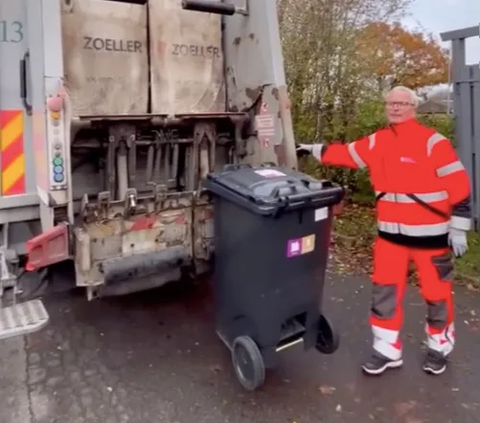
[255,102,275,147]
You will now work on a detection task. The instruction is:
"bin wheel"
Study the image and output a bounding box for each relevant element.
[315,314,340,355]
[232,336,265,391]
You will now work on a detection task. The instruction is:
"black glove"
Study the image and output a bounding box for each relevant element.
[296,143,313,157]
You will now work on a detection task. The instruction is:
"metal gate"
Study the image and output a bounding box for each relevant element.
[441,26,480,231]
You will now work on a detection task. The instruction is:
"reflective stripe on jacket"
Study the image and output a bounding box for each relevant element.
[316,118,472,248]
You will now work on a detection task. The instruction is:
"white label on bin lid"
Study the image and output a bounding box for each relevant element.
[254,169,286,178]
[314,207,328,222]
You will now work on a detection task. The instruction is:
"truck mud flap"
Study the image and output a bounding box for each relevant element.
[26,224,70,271]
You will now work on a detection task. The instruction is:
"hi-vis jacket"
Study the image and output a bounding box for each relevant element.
[317,118,472,248]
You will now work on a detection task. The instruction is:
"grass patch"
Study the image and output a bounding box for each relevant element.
[331,203,479,289]
[330,203,376,276]
[455,231,479,286]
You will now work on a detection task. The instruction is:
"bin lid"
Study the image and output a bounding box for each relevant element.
[204,164,344,216]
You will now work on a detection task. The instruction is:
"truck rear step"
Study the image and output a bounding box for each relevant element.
[0,249,49,341]
[0,300,49,341]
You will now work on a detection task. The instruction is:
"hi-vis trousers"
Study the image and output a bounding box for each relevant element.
[370,237,455,360]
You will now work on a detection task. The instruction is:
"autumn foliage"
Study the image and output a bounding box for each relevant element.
[356,22,450,90]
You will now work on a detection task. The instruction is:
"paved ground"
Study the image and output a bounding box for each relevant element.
[0,272,478,423]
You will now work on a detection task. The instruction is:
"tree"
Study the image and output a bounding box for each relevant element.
[356,22,450,90]
[277,0,411,141]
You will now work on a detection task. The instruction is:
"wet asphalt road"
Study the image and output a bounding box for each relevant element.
[0,272,479,423]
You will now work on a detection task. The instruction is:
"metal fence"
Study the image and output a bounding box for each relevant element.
[441,26,480,231]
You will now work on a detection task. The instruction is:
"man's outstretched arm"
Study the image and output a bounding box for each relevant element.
[297,134,376,170]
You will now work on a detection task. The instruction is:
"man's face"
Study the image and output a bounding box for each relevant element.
[385,90,416,124]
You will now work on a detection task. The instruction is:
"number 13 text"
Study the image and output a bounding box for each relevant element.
[0,20,24,43]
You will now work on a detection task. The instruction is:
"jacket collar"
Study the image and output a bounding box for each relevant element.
[389,118,418,135]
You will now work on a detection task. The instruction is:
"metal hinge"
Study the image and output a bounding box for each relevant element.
[0,248,18,299]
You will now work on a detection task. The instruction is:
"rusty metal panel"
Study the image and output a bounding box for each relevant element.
[61,0,149,116]
[148,0,225,114]
[221,1,297,168]
[73,193,195,286]
[193,201,214,260]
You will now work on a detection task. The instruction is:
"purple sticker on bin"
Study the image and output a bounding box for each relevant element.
[287,235,316,258]
[287,238,302,258]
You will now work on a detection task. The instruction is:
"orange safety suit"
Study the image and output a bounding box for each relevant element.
[314,118,472,360]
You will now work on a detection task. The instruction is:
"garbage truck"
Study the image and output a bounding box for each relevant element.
[0,0,299,339]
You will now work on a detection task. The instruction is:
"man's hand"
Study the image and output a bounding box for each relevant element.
[296,143,323,158]
[448,228,468,257]
[296,144,313,156]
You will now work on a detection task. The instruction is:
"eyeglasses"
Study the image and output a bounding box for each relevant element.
[385,101,414,108]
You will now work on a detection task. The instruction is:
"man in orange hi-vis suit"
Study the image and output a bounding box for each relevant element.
[297,86,472,376]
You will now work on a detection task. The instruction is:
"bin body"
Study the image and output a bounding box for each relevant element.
[204,165,344,368]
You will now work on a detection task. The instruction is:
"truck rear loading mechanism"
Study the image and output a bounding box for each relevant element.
[0,0,298,339]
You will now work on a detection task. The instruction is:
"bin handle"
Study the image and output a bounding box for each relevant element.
[286,190,342,210]
[283,192,313,206]
[270,180,298,198]
[261,162,277,168]
[223,163,252,172]
[297,178,333,189]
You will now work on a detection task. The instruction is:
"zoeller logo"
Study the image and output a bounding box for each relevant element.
[83,37,143,53]
[172,44,220,57]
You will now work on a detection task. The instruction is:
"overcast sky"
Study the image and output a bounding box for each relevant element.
[402,0,479,64]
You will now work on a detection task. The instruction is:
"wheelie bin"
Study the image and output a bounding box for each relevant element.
[204,164,345,391]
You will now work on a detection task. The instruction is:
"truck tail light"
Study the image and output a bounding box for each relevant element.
[47,96,63,119]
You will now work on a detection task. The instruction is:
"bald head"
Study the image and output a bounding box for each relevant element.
[385,86,418,124]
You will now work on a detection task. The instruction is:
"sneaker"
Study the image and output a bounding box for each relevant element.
[362,353,403,375]
[423,349,447,375]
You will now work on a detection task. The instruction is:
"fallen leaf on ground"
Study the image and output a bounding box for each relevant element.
[209,364,223,373]
[330,205,376,276]
[394,401,417,416]
[319,385,336,395]
[346,382,355,392]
